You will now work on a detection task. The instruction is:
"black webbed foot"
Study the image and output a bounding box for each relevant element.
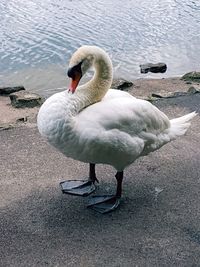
[60,180,96,196]
[87,195,120,213]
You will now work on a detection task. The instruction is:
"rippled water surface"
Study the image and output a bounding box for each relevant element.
[0,0,200,96]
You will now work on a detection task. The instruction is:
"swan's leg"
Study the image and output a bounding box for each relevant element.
[87,171,123,213]
[60,163,97,196]
[89,163,99,183]
[115,171,123,198]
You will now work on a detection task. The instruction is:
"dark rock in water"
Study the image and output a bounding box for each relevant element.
[0,86,25,95]
[112,79,133,90]
[9,91,44,108]
[181,72,200,82]
[140,63,167,74]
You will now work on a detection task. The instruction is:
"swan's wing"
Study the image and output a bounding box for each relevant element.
[74,94,171,169]
[102,88,137,101]
[76,95,170,136]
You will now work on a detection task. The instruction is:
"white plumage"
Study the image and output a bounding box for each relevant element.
[37,46,196,172]
[37,45,197,212]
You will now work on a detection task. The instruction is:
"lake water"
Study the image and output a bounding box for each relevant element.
[0,0,200,96]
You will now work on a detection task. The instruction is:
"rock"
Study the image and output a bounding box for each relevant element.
[140,63,167,74]
[185,81,192,85]
[151,93,166,98]
[151,87,200,101]
[187,86,200,94]
[0,86,25,95]
[173,92,188,97]
[0,123,14,131]
[16,117,28,122]
[152,91,187,99]
[112,79,133,90]
[181,71,200,82]
[9,91,44,108]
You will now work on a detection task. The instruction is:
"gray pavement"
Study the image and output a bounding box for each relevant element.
[0,94,200,267]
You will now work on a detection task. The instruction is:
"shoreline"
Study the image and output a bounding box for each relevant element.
[0,75,199,129]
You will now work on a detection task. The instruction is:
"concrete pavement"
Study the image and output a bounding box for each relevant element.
[0,94,200,267]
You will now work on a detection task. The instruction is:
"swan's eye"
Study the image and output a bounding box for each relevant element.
[67,61,83,79]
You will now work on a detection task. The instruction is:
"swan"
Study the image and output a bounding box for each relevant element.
[37,45,197,213]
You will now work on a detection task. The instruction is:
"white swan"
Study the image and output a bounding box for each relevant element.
[37,45,197,213]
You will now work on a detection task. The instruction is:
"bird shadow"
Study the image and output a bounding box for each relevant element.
[1,182,159,237]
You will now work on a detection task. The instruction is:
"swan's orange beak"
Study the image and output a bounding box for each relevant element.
[68,62,83,93]
[69,72,82,94]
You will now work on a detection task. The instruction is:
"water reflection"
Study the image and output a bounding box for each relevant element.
[0,0,200,95]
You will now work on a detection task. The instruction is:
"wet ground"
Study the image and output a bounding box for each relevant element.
[0,94,200,267]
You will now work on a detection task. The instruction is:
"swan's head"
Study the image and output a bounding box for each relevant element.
[67,45,111,93]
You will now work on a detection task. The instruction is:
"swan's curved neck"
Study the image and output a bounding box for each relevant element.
[74,52,113,112]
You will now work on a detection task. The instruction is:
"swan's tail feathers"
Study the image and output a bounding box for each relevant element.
[168,111,197,140]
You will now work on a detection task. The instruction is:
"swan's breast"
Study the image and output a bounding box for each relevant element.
[37,92,75,146]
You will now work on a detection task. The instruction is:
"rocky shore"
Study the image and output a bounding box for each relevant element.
[0,71,200,130]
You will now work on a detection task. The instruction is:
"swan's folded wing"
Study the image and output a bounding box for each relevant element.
[76,97,170,137]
